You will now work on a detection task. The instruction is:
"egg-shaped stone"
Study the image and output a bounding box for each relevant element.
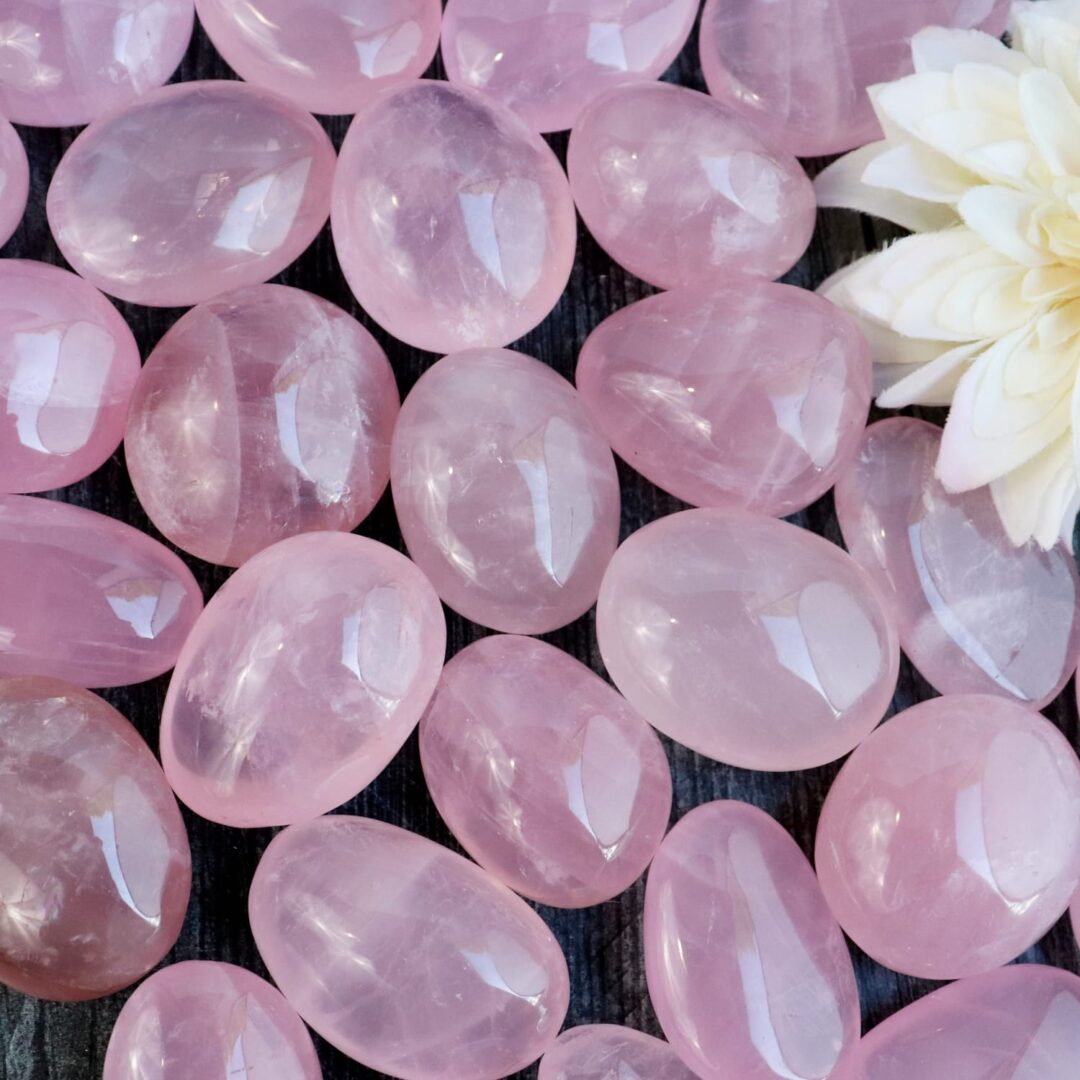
[0,677,191,1001]
[0,119,28,247]
[332,80,576,353]
[538,1026,697,1080]
[420,634,671,908]
[249,815,570,1079]
[392,349,620,633]
[47,81,336,307]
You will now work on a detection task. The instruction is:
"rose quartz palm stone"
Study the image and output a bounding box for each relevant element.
[0,677,191,1001]
[538,1026,697,1080]
[816,694,1080,980]
[249,815,570,1079]
[0,118,28,247]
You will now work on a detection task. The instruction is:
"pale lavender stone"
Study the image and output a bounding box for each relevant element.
[538,1026,697,1080]
[0,118,28,246]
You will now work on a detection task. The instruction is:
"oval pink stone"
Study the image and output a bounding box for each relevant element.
[596,508,898,770]
[249,815,570,1079]
[392,348,620,634]
[420,634,671,908]
[125,284,399,568]
[0,495,203,688]
[0,677,191,1001]
[538,1026,697,1080]
[161,532,445,828]
[47,81,336,307]
[816,694,1080,980]
[567,82,815,289]
[332,80,577,353]
[1,260,141,495]
[0,118,28,247]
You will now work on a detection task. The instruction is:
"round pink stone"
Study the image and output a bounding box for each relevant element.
[538,1026,697,1080]
[161,532,446,828]
[125,284,399,568]
[645,801,860,1080]
[0,677,191,1001]
[0,118,28,247]
[816,694,1080,980]
[1,260,141,495]
[419,634,672,908]
[47,81,335,307]
[249,815,570,1079]
[332,80,576,353]
[392,348,620,634]
[567,82,815,289]
[441,0,698,134]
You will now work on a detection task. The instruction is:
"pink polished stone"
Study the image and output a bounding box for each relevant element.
[392,348,620,634]
[836,418,1080,709]
[596,508,898,770]
[0,495,203,688]
[577,279,871,516]
[538,1026,697,1080]
[441,0,698,134]
[0,677,191,1001]
[47,81,335,307]
[816,695,1080,980]
[332,80,576,353]
[161,532,445,828]
[567,82,815,289]
[0,118,28,247]
[249,815,570,1079]
[420,634,671,908]
[125,284,399,568]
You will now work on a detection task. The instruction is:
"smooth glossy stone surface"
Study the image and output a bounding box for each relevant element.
[47,81,335,307]
[249,815,570,1079]
[577,279,871,516]
[195,0,441,116]
[645,801,859,1080]
[0,677,191,1001]
[538,1026,697,1080]
[332,80,576,353]
[420,634,671,908]
[161,532,445,828]
[835,418,1080,710]
[567,82,815,289]
[392,349,620,634]
[0,118,28,246]
[596,508,898,770]
[0,495,203,688]
[1,260,141,495]
[125,284,399,568]
[816,695,1080,980]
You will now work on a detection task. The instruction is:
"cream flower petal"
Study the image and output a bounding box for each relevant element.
[911,25,1032,75]
[862,142,979,204]
[876,340,985,408]
[1013,3,1080,99]
[990,430,1079,548]
[1022,264,1080,303]
[957,185,1054,265]
[1017,69,1080,176]
[1036,300,1080,349]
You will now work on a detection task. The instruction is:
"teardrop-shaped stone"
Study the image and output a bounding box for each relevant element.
[249,815,570,1079]
[538,1025,697,1080]
[0,118,28,246]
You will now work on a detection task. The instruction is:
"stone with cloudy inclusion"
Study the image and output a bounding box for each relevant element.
[538,1026,697,1080]
[0,119,28,247]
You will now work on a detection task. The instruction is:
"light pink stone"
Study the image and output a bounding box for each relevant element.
[596,508,899,770]
[332,80,576,353]
[567,82,815,289]
[419,634,672,908]
[125,284,399,568]
[0,118,28,247]
[47,81,335,307]
[392,348,620,634]
[816,694,1080,980]
[538,1026,697,1080]
[249,815,570,1079]
[0,677,191,1001]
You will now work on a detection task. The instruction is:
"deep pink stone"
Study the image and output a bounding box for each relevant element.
[0,495,203,688]
[419,634,672,908]
[392,348,620,634]
[816,695,1080,980]
[538,1026,697,1080]
[125,284,399,568]
[249,815,570,1079]
[0,677,191,1001]
[645,801,860,1080]
[567,82,815,289]
[332,80,576,353]
[577,279,871,516]
[47,81,336,307]
[0,118,28,246]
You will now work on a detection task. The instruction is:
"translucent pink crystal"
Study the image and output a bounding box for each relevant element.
[538,1026,697,1080]
[816,695,1080,980]
[332,80,576,353]
[47,81,335,307]
[0,677,191,1001]
[125,284,399,568]
[567,82,815,289]
[249,815,570,1079]
[392,348,620,634]
[419,634,672,908]
[0,118,28,247]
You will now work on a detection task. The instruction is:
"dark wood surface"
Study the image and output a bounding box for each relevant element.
[3,13,1078,1080]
